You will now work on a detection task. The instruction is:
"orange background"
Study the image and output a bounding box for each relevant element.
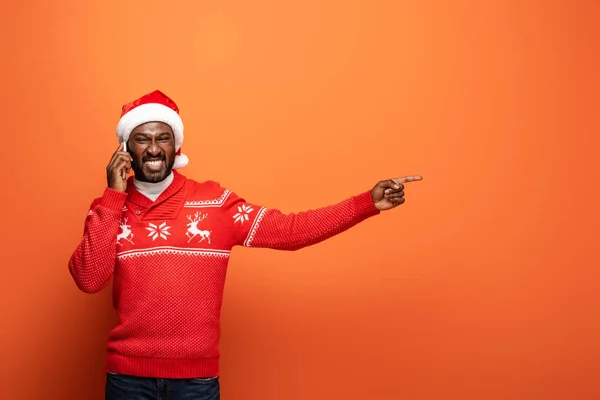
[1,1,599,399]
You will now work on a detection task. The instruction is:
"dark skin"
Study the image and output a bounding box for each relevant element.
[107,122,176,192]
[107,121,422,207]
[370,176,422,211]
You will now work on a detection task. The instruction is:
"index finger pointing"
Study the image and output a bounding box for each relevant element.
[393,175,423,184]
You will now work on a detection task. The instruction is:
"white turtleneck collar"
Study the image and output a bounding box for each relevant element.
[133,171,175,202]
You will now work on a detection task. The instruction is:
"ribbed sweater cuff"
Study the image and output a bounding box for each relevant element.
[353,191,380,219]
[100,187,128,211]
[106,354,220,379]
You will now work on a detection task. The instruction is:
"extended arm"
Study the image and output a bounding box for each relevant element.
[228,176,422,250]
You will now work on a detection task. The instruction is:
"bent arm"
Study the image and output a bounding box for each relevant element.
[68,188,127,293]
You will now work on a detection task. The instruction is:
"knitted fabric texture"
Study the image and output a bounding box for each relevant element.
[68,171,379,379]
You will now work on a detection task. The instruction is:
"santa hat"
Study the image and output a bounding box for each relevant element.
[116,90,188,169]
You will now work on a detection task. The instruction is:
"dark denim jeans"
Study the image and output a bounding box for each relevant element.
[105,373,220,400]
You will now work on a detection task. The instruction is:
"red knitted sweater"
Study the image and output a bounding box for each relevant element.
[68,171,379,379]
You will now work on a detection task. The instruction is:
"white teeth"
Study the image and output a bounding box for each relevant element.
[145,161,162,165]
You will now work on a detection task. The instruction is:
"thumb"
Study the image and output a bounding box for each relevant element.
[379,179,401,190]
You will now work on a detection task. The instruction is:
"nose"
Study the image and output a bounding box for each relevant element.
[146,142,161,157]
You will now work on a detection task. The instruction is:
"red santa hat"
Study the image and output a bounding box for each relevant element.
[116,90,188,169]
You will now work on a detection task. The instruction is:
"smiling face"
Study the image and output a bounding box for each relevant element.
[127,121,176,183]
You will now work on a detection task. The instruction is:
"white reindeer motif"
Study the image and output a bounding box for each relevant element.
[186,212,211,244]
[116,218,134,245]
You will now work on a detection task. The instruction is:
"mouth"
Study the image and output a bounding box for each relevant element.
[143,159,165,172]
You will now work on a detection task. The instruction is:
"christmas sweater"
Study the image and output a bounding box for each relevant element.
[68,170,379,379]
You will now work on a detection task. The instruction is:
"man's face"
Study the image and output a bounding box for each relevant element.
[127,121,176,183]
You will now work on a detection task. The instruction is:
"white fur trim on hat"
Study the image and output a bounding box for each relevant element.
[116,103,188,169]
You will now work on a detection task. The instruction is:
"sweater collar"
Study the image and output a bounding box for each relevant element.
[126,170,187,208]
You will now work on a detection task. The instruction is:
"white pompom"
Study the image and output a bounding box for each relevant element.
[173,153,189,169]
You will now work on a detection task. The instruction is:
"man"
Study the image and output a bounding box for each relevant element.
[69,90,422,400]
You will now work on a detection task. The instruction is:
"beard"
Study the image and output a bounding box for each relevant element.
[130,154,175,183]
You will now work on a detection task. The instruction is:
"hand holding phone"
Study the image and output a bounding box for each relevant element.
[106,141,132,192]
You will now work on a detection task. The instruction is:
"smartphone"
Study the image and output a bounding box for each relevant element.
[122,141,127,180]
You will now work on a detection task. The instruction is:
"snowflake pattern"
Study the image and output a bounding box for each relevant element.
[233,204,254,224]
[146,222,172,241]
